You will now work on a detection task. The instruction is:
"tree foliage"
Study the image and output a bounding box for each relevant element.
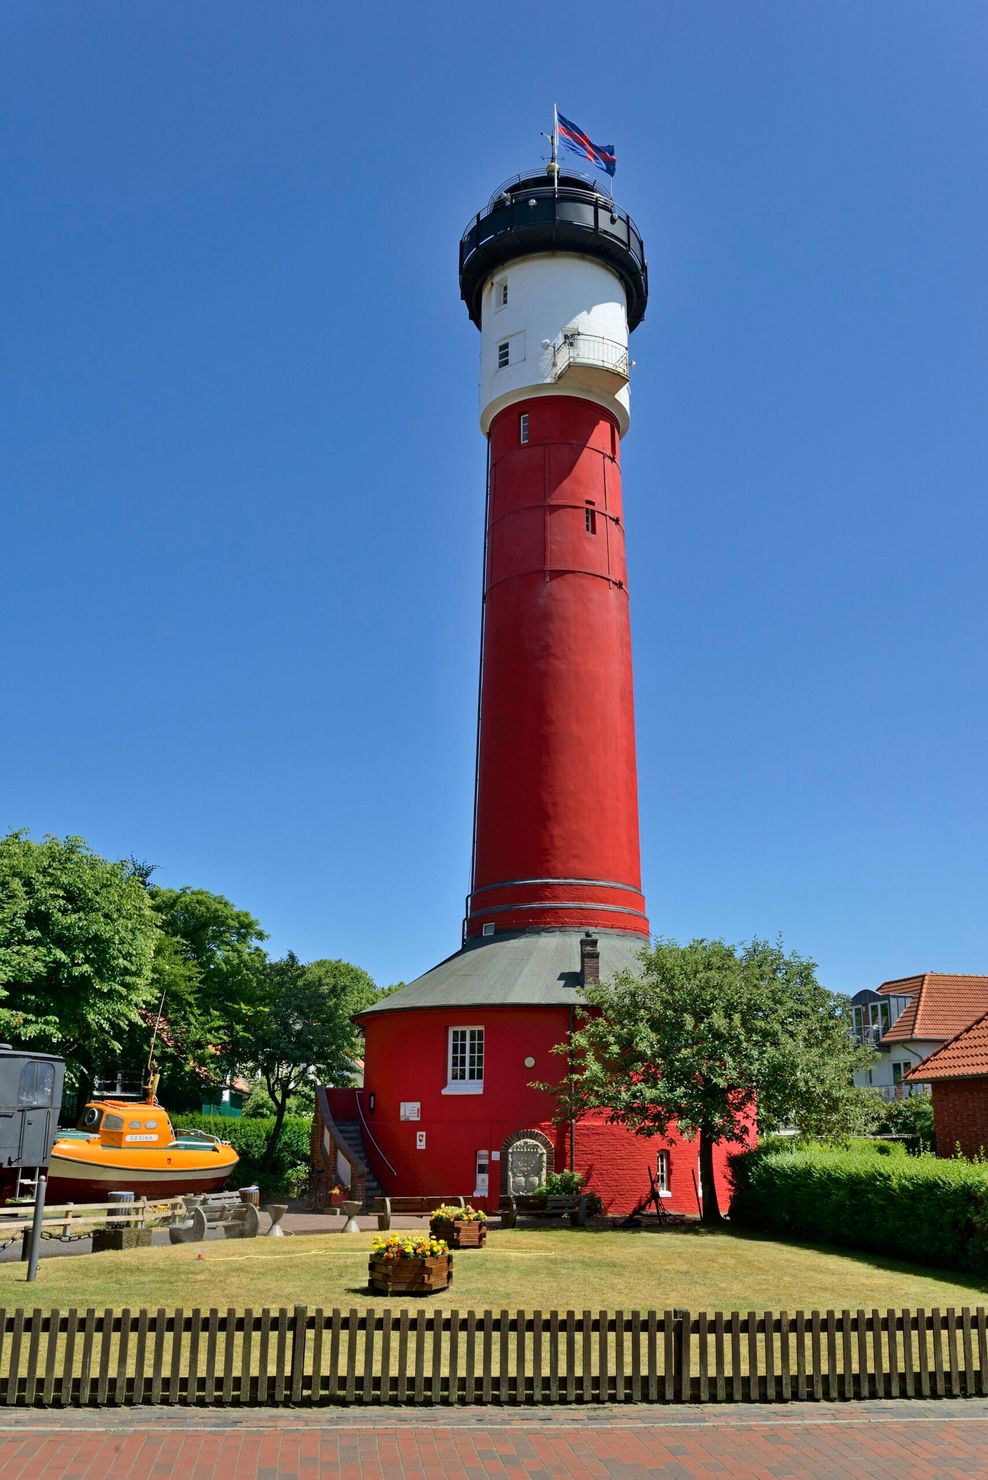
[552,936,876,1223]
[239,953,378,1168]
[0,832,160,1088]
[101,885,268,1110]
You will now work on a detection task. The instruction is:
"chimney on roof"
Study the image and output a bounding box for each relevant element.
[580,931,600,986]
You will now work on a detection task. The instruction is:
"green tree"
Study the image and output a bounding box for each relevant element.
[552,937,877,1224]
[110,886,269,1110]
[239,953,377,1169]
[0,832,160,1096]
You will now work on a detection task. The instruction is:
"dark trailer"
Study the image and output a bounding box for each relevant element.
[0,1045,65,1202]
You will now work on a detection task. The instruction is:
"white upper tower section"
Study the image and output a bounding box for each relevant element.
[478,253,631,435]
[459,167,648,438]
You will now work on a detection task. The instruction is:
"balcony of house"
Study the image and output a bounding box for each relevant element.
[552,332,630,393]
[851,1024,890,1050]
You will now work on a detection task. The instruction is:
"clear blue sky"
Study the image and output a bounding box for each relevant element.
[3,2,986,996]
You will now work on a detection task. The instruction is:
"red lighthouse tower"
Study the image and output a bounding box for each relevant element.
[323,163,739,1216]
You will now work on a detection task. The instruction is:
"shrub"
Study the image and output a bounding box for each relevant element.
[172,1112,311,1197]
[729,1142,988,1271]
[533,1169,603,1216]
[875,1093,936,1152]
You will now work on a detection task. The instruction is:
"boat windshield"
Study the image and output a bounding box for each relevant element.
[78,1104,103,1132]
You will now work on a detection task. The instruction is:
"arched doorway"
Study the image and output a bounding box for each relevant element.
[500,1128,555,1198]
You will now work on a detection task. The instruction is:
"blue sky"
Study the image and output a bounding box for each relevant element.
[3,2,986,995]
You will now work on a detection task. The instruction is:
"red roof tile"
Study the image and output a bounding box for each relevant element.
[906,1010,988,1081]
[877,974,988,1044]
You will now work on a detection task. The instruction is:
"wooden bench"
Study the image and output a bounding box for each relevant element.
[501,1194,588,1228]
[372,1195,466,1231]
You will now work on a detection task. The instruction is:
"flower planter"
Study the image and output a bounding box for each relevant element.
[368,1254,453,1295]
[429,1217,487,1248]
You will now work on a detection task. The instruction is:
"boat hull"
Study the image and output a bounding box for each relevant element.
[46,1148,238,1203]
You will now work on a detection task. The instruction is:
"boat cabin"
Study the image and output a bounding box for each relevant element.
[78,1101,176,1148]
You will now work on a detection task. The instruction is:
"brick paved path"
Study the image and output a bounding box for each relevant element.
[1,1402,987,1478]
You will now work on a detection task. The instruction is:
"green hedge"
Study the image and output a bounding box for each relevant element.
[172,1113,311,1196]
[729,1143,988,1272]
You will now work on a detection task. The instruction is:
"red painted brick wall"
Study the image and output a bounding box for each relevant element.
[931,1078,988,1159]
[351,1003,754,1216]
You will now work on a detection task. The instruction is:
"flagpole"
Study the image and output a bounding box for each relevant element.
[552,102,559,194]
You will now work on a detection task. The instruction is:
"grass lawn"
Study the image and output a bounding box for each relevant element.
[2,1225,986,1314]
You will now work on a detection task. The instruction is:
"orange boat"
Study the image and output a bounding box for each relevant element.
[47,1089,239,1202]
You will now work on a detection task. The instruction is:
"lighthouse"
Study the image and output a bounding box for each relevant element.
[318,158,738,1216]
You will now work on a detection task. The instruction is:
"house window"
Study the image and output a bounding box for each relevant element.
[494,277,508,310]
[519,413,529,444]
[475,1149,490,1197]
[657,1151,671,1196]
[497,340,510,370]
[585,502,597,534]
[445,1026,484,1094]
[892,1062,904,1086]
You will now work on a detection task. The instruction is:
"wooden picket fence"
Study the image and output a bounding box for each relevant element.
[2,1305,987,1407]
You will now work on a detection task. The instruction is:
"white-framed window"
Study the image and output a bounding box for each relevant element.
[497,340,510,370]
[494,277,508,310]
[444,1026,484,1094]
[585,501,597,535]
[657,1151,671,1197]
[475,1149,490,1197]
[519,412,529,444]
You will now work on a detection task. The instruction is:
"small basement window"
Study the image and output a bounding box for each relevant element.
[585,502,597,534]
[519,413,529,444]
[497,340,510,370]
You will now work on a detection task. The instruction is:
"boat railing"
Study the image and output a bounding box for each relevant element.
[172,1127,225,1146]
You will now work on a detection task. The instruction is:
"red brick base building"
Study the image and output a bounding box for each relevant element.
[905,1011,988,1157]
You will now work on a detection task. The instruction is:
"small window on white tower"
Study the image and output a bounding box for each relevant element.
[494,277,508,310]
[519,413,529,445]
[585,501,597,535]
[497,340,510,370]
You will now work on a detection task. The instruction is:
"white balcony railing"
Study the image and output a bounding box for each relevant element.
[552,333,629,385]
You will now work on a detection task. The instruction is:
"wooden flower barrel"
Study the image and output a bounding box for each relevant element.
[429,1217,487,1248]
[368,1254,453,1295]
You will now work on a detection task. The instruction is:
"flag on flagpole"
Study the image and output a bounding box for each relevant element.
[556,112,616,177]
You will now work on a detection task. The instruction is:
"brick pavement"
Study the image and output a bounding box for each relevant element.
[0,1402,986,1478]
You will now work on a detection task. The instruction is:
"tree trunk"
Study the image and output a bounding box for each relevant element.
[698,1126,722,1225]
[261,1091,288,1172]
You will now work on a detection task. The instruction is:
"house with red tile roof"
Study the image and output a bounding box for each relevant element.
[851,975,988,1102]
[905,1011,988,1157]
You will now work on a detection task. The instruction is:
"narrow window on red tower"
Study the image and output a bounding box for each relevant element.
[585,502,597,534]
[519,413,529,444]
[657,1151,671,1196]
[445,1027,484,1092]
